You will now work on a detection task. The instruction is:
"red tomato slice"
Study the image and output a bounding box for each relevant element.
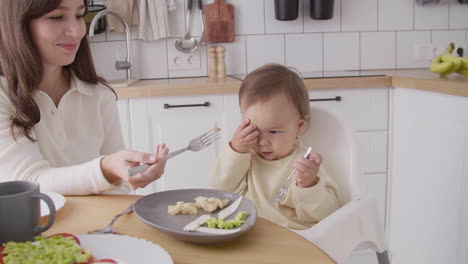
[48,233,81,245]
[0,245,5,264]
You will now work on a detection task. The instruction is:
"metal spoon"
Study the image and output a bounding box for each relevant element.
[175,0,198,53]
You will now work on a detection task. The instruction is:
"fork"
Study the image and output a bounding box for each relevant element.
[128,128,221,176]
[88,203,134,234]
[267,147,313,206]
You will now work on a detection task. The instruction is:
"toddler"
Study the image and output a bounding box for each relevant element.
[210,64,339,229]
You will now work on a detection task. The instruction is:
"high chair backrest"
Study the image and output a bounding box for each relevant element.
[299,104,361,206]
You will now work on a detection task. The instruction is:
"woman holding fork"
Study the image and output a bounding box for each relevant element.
[0,0,168,195]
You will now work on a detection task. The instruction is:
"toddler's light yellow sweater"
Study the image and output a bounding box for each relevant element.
[210,142,340,230]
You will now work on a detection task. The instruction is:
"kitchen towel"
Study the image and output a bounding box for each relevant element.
[107,0,174,41]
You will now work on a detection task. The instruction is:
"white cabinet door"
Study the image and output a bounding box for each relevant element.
[389,87,468,264]
[223,94,242,147]
[146,95,225,193]
[117,99,131,148]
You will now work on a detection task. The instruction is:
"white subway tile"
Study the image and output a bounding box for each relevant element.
[396,31,431,68]
[449,0,468,29]
[90,41,128,81]
[323,32,360,71]
[106,25,140,41]
[415,2,449,30]
[222,35,247,75]
[265,0,303,34]
[432,30,467,45]
[87,31,107,42]
[285,33,323,72]
[233,0,265,34]
[134,39,168,79]
[342,0,378,32]
[361,32,396,70]
[304,0,341,32]
[246,34,285,72]
[378,0,414,30]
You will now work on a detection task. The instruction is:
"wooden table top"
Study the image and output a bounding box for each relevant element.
[41,195,335,264]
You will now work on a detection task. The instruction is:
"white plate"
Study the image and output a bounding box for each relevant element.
[76,234,173,264]
[40,192,66,217]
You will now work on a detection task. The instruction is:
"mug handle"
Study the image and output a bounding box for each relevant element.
[32,193,56,234]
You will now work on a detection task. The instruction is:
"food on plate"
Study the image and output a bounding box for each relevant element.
[0,233,116,264]
[168,201,199,215]
[168,196,229,215]
[206,211,248,229]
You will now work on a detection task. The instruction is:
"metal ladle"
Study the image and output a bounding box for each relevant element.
[175,0,198,53]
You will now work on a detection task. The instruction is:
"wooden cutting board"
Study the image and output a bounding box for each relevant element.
[203,0,235,43]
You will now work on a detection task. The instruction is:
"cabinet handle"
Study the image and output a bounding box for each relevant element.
[163,102,210,109]
[309,96,341,102]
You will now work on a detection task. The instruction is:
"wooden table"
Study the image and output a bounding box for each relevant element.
[42,195,335,264]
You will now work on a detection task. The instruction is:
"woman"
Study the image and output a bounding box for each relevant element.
[0,0,168,195]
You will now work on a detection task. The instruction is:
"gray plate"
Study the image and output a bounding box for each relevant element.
[134,189,257,244]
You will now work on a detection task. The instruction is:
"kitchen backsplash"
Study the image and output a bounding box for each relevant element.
[88,0,468,81]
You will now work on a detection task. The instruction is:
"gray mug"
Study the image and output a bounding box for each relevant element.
[0,181,56,244]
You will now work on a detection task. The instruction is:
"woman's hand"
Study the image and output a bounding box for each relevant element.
[101,144,169,189]
[230,119,259,153]
[294,152,322,188]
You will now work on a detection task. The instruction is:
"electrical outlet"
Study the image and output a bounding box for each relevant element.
[167,39,202,71]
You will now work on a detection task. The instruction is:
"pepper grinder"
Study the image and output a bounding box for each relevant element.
[216,46,226,79]
[208,46,218,79]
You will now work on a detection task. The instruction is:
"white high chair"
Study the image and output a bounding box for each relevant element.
[294,104,390,264]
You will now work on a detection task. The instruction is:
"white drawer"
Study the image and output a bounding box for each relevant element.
[309,87,389,131]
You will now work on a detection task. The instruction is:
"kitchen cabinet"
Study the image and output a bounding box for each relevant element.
[389,87,468,264]
[117,99,131,148]
[128,95,226,195]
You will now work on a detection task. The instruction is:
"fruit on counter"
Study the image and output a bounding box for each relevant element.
[456,67,468,75]
[429,43,468,76]
[429,56,453,74]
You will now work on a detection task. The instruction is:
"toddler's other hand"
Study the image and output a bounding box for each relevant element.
[294,152,322,188]
[230,118,259,153]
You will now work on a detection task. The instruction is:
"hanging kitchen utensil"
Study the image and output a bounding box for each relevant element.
[175,0,198,53]
[203,0,235,43]
[310,0,334,20]
[274,0,299,21]
[197,0,206,44]
[415,0,440,5]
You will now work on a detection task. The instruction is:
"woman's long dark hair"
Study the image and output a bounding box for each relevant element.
[0,0,106,141]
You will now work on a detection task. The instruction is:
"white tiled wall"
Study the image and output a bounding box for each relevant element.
[89,0,468,80]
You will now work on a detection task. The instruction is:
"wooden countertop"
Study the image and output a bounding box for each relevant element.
[41,195,335,264]
[114,69,468,99]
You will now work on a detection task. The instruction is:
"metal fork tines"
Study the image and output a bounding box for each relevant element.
[267,147,313,206]
[128,128,221,176]
[88,203,134,234]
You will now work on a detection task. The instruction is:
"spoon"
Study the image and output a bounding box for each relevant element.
[175,0,198,53]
